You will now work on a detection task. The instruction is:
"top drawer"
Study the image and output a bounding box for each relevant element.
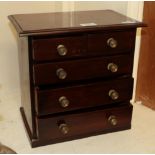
[32,29,136,62]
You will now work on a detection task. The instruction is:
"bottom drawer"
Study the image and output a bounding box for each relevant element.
[36,104,133,142]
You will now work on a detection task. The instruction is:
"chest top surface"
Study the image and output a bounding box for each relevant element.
[8,10,146,36]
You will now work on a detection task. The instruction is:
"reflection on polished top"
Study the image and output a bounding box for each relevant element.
[8,10,146,36]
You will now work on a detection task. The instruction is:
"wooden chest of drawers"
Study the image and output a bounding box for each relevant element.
[9,10,145,147]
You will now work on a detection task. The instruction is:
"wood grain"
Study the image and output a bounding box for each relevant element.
[33,54,133,85]
[8,10,146,36]
[37,104,133,141]
[136,2,155,110]
[8,10,144,147]
[35,77,133,116]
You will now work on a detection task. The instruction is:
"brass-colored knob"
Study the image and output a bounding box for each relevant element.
[59,96,70,108]
[107,38,117,48]
[109,89,119,100]
[59,123,69,134]
[107,63,118,73]
[56,68,67,80]
[108,115,118,126]
[57,44,67,56]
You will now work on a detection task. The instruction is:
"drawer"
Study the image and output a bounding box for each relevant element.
[32,35,87,62]
[36,104,133,141]
[33,54,133,85]
[32,30,136,62]
[88,29,136,55]
[35,77,133,116]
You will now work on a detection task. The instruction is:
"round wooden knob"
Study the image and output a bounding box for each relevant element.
[107,38,117,48]
[107,63,118,73]
[59,123,69,134]
[109,89,119,100]
[108,115,118,126]
[56,68,67,80]
[59,96,70,108]
[57,44,67,56]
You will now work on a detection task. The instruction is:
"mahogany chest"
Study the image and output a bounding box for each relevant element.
[8,10,145,147]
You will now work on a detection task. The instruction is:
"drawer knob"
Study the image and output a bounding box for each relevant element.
[59,123,69,134]
[109,89,119,100]
[107,63,118,73]
[108,115,118,126]
[107,38,117,48]
[59,96,70,108]
[57,44,67,56]
[56,68,67,80]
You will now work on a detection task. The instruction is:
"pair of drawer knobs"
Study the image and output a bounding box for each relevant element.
[57,38,118,135]
[57,38,117,56]
[56,63,118,80]
[59,90,119,108]
[58,115,118,135]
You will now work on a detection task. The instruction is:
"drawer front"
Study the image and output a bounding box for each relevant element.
[32,35,87,62]
[88,29,136,55]
[33,54,133,85]
[32,30,136,62]
[37,104,133,140]
[35,77,133,116]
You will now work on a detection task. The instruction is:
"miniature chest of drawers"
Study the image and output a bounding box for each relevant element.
[9,10,145,147]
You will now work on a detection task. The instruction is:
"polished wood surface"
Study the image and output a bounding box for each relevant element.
[20,105,132,148]
[37,104,133,140]
[136,2,155,110]
[35,77,133,115]
[33,54,133,85]
[8,10,145,147]
[32,34,87,62]
[8,10,146,36]
[17,37,37,138]
[88,29,136,54]
[32,29,135,62]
